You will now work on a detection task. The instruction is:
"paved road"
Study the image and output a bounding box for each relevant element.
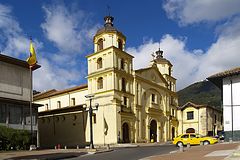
[71,144,177,160]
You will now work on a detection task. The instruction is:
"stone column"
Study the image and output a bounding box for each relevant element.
[135,110,139,142]
[139,110,142,140]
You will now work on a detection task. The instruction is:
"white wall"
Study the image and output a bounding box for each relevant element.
[223,75,240,131]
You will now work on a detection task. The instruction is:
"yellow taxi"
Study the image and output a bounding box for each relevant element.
[173,133,218,147]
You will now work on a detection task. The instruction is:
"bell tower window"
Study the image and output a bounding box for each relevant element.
[97,77,103,89]
[97,39,103,51]
[118,39,123,50]
[122,78,126,92]
[97,57,103,69]
[120,58,124,70]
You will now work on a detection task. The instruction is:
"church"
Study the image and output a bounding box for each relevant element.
[34,15,178,148]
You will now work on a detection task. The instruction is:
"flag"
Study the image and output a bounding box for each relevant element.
[104,117,108,135]
[26,40,37,66]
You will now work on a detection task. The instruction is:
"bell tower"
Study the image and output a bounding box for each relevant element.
[86,15,134,145]
[150,48,176,92]
[93,15,126,52]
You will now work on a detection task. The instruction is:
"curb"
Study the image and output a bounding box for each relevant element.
[88,149,114,154]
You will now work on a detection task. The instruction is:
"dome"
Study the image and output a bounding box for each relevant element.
[95,16,126,39]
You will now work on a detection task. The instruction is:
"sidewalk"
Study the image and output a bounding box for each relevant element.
[0,147,114,160]
[1,142,240,160]
[144,142,240,160]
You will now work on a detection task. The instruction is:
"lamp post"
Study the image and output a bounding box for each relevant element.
[85,94,99,149]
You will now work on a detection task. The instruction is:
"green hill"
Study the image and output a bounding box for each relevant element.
[177,80,221,107]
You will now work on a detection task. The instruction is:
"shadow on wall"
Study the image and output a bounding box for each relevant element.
[38,109,88,149]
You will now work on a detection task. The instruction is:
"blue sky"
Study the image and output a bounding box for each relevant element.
[0,0,240,91]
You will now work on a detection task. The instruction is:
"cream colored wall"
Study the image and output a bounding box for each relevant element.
[178,106,223,136]
[94,33,125,52]
[84,95,118,145]
[36,89,88,112]
[181,107,200,134]
[88,48,114,75]
[155,62,171,76]
[133,73,178,142]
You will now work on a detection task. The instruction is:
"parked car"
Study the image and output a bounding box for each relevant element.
[217,131,225,140]
[173,133,218,147]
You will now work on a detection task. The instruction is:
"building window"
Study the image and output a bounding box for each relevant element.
[97,39,103,51]
[187,111,194,120]
[214,114,217,123]
[97,77,103,89]
[169,82,172,91]
[45,104,49,110]
[97,57,103,69]
[123,97,127,106]
[170,96,174,105]
[9,106,22,124]
[0,104,7,123]
[71,98,75,106]
[122,78,126,92]
[172,109,175,116]
[57,101,61,108]
[120,58,124,70]
[151,94,156,103]
[118,39,123,50]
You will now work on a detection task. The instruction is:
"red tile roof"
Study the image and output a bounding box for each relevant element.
[208,67,240,79]
[34,84,88,101]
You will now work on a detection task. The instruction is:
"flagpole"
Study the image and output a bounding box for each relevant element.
[27,37,37,150]
[29,66,33,145]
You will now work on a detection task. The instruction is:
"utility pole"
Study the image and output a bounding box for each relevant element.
[85,94,99,149]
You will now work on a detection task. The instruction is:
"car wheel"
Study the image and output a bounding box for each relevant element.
[176,141,183,147]
[203,141,210,145]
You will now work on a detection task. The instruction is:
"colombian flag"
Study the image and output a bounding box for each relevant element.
[26,40,37,66]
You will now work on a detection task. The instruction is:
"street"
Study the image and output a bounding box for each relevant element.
[71,144,176,160]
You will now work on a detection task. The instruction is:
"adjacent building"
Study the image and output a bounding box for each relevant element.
[177,102,223,136]
[34,15,178,148]
[208,67,240,141]
[0,54,40,142]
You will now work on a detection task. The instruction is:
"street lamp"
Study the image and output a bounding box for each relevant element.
[85,94,99,149]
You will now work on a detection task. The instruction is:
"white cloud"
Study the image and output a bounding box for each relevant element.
[0,2,87,92]
[163,0,240,25]
[41,2,99,53]
[0,4,31,57]
[33,56,83,91]
[128,17,240,90]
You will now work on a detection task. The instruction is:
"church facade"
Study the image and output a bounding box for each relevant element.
[34,15,178,148]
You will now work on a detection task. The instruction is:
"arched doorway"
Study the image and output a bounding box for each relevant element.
[186,128,195,133]
[150,120,157,142]
[122,123,130,143]
[172,127,175,140]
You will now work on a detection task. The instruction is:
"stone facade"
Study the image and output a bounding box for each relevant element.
[34,15,178,148]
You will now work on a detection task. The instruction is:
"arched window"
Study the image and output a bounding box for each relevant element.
[97,57,102,69]
[97,77,103,89]
[186,128,195,133]
[122,78,126,92]
[120,58,124,70]
[97,39,103,51]
[118,39,123,50]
